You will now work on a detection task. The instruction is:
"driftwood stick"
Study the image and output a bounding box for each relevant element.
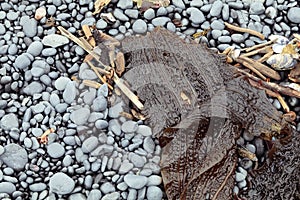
[238,56,281,80]
[243,39,276,52]
[235,58,267,80]
[257,50,274,63]
[237,68,300,99]
[224,22,265,40]
[241,46,272,57]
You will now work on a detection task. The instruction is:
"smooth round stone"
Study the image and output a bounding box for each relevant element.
[20,16,37,37]
[166,22,176,32]
[143,136,155,153]
[95,120,108,129]
[31,60,50,77]
[0,11,6,19]
[91,96,107,112]
[210,0,223,17]
[100,182,115,194]
[63,81,76,104]
[27,41,43,56]
[0,182,16,194]
[47,5,57,16]
[0,24,6,35]
[172,0,185,9]
[54,77,71,91]
[101,192,120,200]
[249,2,265,15]
[218,35,231,43]
[96,19,107,29]
[0,145,4,155]
[70,107,90,125]
[8,43,18,55]
[235,172,246,182]
[238,180,247,188]
[0,144,28,171]
[246,144,256,154]
[7,11,19,20]
[188,7,205,24]
[211,30,222,39]
[146,186,163,200]
[88,189,102,200]
[118,160,133,174]
[129,153,146,168]
[124,174,148,189]
[113,8,129,21]
[132,19,147,34]
[157,7,168,16]
[287,7,300,23]
[14,53,31,69]
[47,142,65,158]
[117,0,133,9]
[82,136,99,154]
[231,33,244,43]
[211,20,225,30]
[49,172,75,195]
[151,17,170,27]
[0,113,19,130]
[81,17,96,26]
[42,48,57,56]
[144,8,155,20]
[125,9,138,19]
[147,175,162,186]
[136,125,152,136]
[121,121,138,133]
[29,183,47,192]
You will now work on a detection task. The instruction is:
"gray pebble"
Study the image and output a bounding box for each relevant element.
[157,7,168,16]
[0,113,19,130]
[41,48,57,56]
[210,20,225,30]
[144,9,155,20]
[20,16,37,37]
[0,145,4,155]
[117,0,133,9]
[27,41,43,56]
[235,172,246,182]
[81,17,96,26]
[29,183,47,192]
[210,0,223,17]
[128,189,137,200]
[70,107,90,125]
[23,82,43,95]
[109,102,124,118]
[47,142,65,158]
[101,192,120,200]
[91,144,113,157]
[136,125,152,136]
[218,35,231,43]
[113,8,129,21]
[54,77,71,91]
[231,33,244,43]
[63,81,76,104]
[143,136,155,153]
[0,11,6,19]
[238,180,247,188]
[0,24,5,35]
[122,120,138,133]
[0,182,16,194]
[124,174,148,189]
[172,0,185,9]
[166,22,176,32]
[0,45,8,55]
[240,158,253,169]
[287,7,300,23]
[31,128,43,137]
[118,160,133,174]
[147,175,162,186]
[246,143,256,154]
[49,172,75,195]
[68,193,86,200]
[42,34,69,48]
[8,43,18,55]
[129,153,146,168]
[95,120,108,130]
[249,2,265,15]
[91,96,107,112]
[146,186,163,200]
[0,144,28,171]
[47,5,57,15]
[96,19,108,29]
[31,60,50,77]
[151,17,170,27]
[14,53,31,69]
[87,189,102,200]
[55,103,68,113]
[50,93,60,106]
[100,182,115,194]
[132,19,147,34]
[187,7,205,24]
[125,9,138,19]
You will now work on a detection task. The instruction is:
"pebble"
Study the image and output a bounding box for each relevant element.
[132,19,147,34]
[287,7,300,23]
[246,143,256,154]
[143,136,155,153]
[235,172,246,182]
[20,16,37,37]
[63,81,76,104]
[151,17,170,27]
[172,0,186,9]
[147,175,162,186]
[8,43,18,55]
[54,77,71,91]
[96,19,108,29]
[211,20,225,30]
[121,120,138,133]
[157,7,168,16]
[95,120,109,129]
[81,136,99,153]
[91,96,107,112]
[129,153,146,167]
[87,189,102,200]
[113,8,129,21]
[0,144,28,171]
[23,81,44,95]
[118,160,134,174]
[70,107,90,125]
[144,9,155,20]
[210,0,223,17]
[14,53,31,69]
[249,2,265,15]
[42,34,69,48]
[101,192,120,200]
[146,186,163,200]
[124,174,148,189]
[136,125,152,136]
[187,7,205,24]
[100,182,115,194]
[29,183,47,192]
[47,142,65,158]
[0,182,16,194]
[31,60,50,77]
[125,9,138,19]
[49,172,75,195]
[0,113,19,130]
[117,0,133,9]
[231,34,244,43]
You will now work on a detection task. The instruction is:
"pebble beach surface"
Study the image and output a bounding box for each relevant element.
[0,0,300,199]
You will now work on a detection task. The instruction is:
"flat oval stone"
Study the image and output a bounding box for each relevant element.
[49,172,75,195]
[42,34,69,48]
[0,144,28,171]
[47,142,65,158]
[124,174,148,189]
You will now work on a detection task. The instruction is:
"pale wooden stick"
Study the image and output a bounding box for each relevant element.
[238,56,281,80]
[256,50,273,63]
[235,58,267,80]
[241,46,272,57]
[86,60,113,90]
[224,22,265,40]
[113,74,144,110]
[243,39,276,52]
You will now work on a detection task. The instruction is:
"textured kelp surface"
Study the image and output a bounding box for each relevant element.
[121,28,297,200]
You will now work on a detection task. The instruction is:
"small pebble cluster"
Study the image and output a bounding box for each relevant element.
[0,0,300,199]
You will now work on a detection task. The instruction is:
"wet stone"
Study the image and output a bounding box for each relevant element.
[47,142,65,158]
[0,144,28,171]
[49,172,75,195]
